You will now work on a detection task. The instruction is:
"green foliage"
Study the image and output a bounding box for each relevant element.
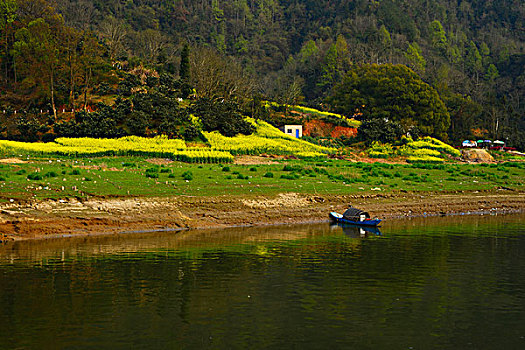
[328,64,450,139]
[367,142,395,158]
[1,0,524,151]
[182,171,193,181]
[191,98,255,137]
[27,173,43,180]
[359,118,404,145]
[405,42,426,74]
[429,20,448,53]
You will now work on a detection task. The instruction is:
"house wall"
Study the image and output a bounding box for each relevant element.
[281,125,303,138]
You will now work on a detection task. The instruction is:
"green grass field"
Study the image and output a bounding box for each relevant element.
[0,155,523,203]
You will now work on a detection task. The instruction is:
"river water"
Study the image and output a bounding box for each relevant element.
[1,214,525,349]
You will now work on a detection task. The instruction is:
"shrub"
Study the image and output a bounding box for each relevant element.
[367,141,394,158]
[146,167,159,174]
[263,172,274,178]
[16,169,26,175]
[70,169,81,175]
[281,173,300,180]
[283,165,302,172]
[27,173,43,180]
[222,166,230,172]
[182,171,193,181]
[44,171,58,178]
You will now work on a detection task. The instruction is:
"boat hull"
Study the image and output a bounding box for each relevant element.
[329,212,381,226]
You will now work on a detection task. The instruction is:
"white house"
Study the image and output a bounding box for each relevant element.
[280,125,303,138]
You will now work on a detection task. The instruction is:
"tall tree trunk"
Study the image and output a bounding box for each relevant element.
[50,68,57,120]
[83,67,91,111]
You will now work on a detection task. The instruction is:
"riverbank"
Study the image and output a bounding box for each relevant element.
[1,190,523,242]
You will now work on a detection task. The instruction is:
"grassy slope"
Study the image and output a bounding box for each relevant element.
[0,156,523,203]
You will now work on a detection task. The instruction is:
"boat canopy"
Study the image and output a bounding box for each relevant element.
[343,207,370,221]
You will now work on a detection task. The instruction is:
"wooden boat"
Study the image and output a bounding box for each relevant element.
[329,207,381,227]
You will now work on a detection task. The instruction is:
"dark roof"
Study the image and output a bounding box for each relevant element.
[343,207,370,220]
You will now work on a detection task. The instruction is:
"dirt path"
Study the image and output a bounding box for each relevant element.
[0,190,523,242]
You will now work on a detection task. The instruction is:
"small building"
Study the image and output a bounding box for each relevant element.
[280,125,303,138]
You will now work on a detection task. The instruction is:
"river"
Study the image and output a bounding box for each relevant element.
[1,214,524,349]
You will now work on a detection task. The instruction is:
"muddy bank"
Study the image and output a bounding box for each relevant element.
[0,190,524,242]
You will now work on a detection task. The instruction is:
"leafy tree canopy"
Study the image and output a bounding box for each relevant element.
[328,64,450,139]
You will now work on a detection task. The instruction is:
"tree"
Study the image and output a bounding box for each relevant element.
[0,0,17,82]
[318,43,338,91]
[99,17,127,61]
[191,97,254,137]
[405,42,426,75]
[179,43,190,81]
[428,20,447,54]
[190,46,253,102]
[443,92,481,142]
[465,41,482,80]
[328,64,450,139]
[358,118,403,145]
[485,64,499,82]
[13,16,65,119]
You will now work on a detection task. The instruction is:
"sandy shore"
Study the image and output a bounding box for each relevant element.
[0,189,523,242]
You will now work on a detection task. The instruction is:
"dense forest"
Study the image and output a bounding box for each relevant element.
[1,0,524,148]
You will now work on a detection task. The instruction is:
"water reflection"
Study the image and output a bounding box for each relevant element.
[0,214,524,349]
[330,223,382,237]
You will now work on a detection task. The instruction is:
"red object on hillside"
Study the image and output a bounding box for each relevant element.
[331,126,358,138]
[303,120,357,138]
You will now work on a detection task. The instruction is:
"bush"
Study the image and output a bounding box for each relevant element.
[358,118,403,145]
[283,165,302,172]
[263,172,274,178]
[281,173,300,180]
[222,166,230,172]
[182,171,193,181]
[146,167,159,174]
[191,97,255,137]
[27,173,43,180]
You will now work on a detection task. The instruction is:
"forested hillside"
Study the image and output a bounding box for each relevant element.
[1,0,524,148]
